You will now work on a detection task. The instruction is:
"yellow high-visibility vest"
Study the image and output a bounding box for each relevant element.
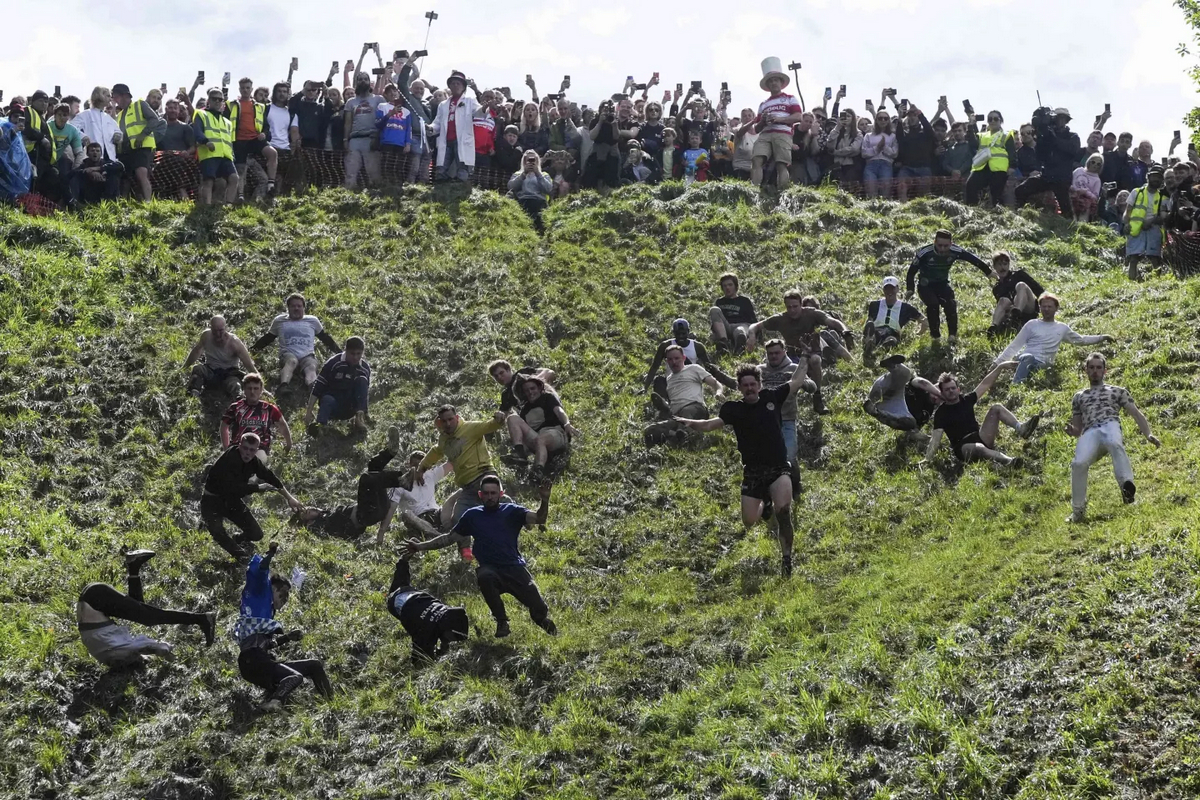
[119,100,156,150]
[972,129,1013,173]
[193,109,233,161]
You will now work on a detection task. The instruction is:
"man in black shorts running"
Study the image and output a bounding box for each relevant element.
[905,229,993,343]
[926,361,1041,466]
[863,354,941,441]
[675,362,815,577]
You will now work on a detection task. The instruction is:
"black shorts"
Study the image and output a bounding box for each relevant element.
[119,148,154,173]
[233,139,268,164]
[951,432,983,461]
[740,464,790,500]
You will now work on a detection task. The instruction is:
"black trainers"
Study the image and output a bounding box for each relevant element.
[307,422,321,438]
[528,464,545,485]
[1121,480,1136,504]
[1019,413,1042,439]
[781,555,793,578]
[260,674,303,712]
[121,547,156,573]
[813,392,830,415]
[534,617,558,636]
[199,612,217,647]
[495,620,511,638]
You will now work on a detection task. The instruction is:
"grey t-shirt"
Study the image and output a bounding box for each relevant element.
[268,314,324,359]
[344,94,383,150]
[158,121,196,152]
[872,374,913,421]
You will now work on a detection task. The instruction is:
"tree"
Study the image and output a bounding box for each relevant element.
[1176,0,1200,138]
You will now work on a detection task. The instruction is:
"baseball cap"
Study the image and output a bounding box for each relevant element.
[8,102,25,117]
[111,83,132,97]
[882,276,900,288]
[672,318,691,332]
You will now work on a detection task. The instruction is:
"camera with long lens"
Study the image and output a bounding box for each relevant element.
[1031,106,1055,127]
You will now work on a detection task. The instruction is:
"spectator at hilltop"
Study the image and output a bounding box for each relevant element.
[825,108,863,184]
[750,57,804,191]
[861,109,898,198]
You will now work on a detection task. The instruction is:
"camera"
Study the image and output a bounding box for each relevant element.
[412,50,428,58]
[1031,106,1055,127]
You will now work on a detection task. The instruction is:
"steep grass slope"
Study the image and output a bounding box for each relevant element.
[3,183,1200,800]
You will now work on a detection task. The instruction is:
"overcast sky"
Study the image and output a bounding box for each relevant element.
[2,0,1195,155]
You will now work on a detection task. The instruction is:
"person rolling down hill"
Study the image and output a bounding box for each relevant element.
[862,276,926,358]
[674,361,816,578]
[987,251,1044,336]
[510,376,582,485]
[1065,353,1160,523]
[250,293,342,392]
[745,291,848,415]
[416,405,507,526]
[292,427,453,545]
[863,354,941,441]
[643,319,713,399]
[488,359,558,458]
[183,314,258,398]
[385,555,470,661]
[76,547,216,667]
[201,432,304,560]
[404,477,556,639]
[992,293,1112,384]
[644,344,726,446]
[925,362,1041,466]
[234,542,332,711]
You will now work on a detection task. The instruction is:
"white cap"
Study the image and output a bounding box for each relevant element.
[882,276,900,288]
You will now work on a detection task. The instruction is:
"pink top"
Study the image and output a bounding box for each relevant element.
[1071,167,1101,199]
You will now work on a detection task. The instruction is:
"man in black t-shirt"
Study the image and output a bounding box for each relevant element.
[707,272,757,355]
[676,363,815,577]
[927,362,1040,466]
[988,252,1045,336]
[385,556,469,662]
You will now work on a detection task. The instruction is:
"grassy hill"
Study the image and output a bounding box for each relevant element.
[4,183,1200,800]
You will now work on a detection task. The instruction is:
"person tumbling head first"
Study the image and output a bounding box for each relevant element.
[385,555,470,662]
[233,542,332,711]
[76,547,216,667]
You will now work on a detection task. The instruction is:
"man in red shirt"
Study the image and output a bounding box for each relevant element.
[221,373,292,462]
[745,57,804,190]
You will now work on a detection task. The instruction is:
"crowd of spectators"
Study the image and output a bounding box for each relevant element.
[1,46,1198,267]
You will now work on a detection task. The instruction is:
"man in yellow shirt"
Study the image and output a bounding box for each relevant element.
[415,404,506,525]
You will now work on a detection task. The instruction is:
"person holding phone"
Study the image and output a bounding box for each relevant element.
[429,70,484,183]
[749,57,804,190]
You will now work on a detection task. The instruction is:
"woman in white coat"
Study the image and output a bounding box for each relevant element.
[429,70,483,182]
[72,87,122,161]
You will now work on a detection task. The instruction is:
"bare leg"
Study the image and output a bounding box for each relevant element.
[264,146,278,182]
[198,179,213,205]
[135,167,152,201]
[1012,282,1037,316]
[768,474,795,558]
[991,297,1013,327]
[776,162,791,190]
[278,358,296,386]
[709,306,730,345]
[740,495,764,528]
[979,403,1020,448]
[223,175,240,204]
[808,355,823,388]
[751,156,766,188]
[962,442,1014,465]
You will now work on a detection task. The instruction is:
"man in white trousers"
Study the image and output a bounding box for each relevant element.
[1066,353,1160,523]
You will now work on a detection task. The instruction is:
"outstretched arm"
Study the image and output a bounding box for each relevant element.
[924,429,943,460]
[524,482,551,526]
[643,342,668,389]
[182,333,207,368]
[910,377,942,400]
[318,331,341,352]
[251,332,277,351]
[973,360,1017,398]
[677,416,725,432]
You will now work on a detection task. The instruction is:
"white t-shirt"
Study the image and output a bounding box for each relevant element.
[665,364,709,413]
[268,314,324,359]
[265,104,295,150]
[387,462,451,515]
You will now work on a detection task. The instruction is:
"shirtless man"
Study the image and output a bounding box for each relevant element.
[183,315,257,398]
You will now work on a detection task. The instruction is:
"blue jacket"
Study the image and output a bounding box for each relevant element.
[240,553,275,621]
[377,106,412,148]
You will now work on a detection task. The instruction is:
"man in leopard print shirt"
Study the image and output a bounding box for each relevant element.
[1066,353,1160,523]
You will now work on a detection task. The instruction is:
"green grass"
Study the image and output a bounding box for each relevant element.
[3,181,1200,799]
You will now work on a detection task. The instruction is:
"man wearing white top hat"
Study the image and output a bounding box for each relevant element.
[740,57,805,190]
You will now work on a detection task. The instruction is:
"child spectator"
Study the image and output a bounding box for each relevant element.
[543,149,575,197]
[494,125,522,175]
[621,141,654,184]
[656,127,679,182]
[681,128,709,184]
[1071,153,1104,222]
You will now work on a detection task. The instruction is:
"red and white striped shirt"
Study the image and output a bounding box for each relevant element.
[755,93,802,135]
